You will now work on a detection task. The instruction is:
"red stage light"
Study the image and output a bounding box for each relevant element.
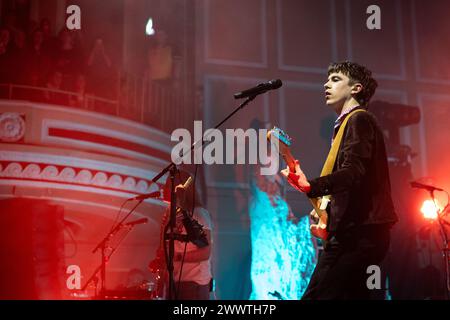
[420,200,439,220]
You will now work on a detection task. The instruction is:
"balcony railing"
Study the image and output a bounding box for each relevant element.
[0,77,189,134]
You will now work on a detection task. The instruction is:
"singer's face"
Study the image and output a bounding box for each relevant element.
[323,72,354,109]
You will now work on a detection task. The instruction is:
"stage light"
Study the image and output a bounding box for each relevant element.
[420,200,439,220]
[146,18,155,36]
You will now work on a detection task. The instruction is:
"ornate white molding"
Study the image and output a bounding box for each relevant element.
[0,100,171,140]
[0,112,25,142]
[0,150,157,181]
[0,161,159,195]
[41,119,171,166]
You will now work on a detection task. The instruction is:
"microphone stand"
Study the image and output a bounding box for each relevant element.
[146,94,257,300]
[428,189,450,299]
[81,199,145,296]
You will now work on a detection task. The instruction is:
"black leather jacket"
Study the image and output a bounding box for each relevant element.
[307,109,398,235]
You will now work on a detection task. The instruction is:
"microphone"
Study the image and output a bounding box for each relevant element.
[131,190,161,201]
[123,217,148,226]
[410,181,443,192]
[234,79,282,99]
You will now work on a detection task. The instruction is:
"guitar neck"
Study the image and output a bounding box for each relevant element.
[282,148,296,173]
[269,127,328,225]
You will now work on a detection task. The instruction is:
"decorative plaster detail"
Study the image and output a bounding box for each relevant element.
[23,164,41,179]
[59,167,76,182]
[123,177,137,191]
[108,174,123,188]
[0,113,25,142]
[92,172,108,186]
[75,169,92,184]
[0,161,160,195]
[136,180,149,193]
[4,163,23,177]
[42,165,59,179]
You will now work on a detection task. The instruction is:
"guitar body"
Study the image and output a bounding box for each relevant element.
[268,127,330,241]
[308,197,330,241]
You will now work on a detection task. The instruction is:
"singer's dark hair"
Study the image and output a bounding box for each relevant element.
[328,61,378,107]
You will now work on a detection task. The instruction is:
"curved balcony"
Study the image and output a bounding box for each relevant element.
[0,96,176,298]
[0,79,190,134]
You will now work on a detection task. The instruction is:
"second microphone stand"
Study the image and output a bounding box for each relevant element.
[150,94,257,300]
[81,199,146,297]
[428,189,450,299]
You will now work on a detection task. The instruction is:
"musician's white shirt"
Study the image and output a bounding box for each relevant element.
[171,206,213,285]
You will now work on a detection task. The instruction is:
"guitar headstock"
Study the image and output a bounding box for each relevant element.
[267,126,292,147]
[267,126,295,170]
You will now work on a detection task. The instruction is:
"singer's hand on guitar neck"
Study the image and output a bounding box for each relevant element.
[280,159,311,193]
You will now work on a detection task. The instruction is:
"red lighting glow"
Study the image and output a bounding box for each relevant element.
[420,200,439,220]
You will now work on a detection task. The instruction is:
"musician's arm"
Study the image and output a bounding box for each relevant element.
[174,229,211,262]
[306,112,375,198]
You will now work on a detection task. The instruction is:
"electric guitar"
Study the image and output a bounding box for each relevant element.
[268,126,330,241]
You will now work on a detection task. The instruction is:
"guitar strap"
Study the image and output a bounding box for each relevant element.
[311,108,366,211]
[320,108,366,177]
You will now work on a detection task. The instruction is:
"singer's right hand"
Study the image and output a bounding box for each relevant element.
[280,160,311,193]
